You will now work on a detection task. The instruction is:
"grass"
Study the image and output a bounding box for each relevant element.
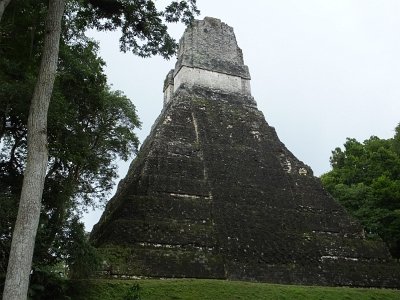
[67,278,400,300]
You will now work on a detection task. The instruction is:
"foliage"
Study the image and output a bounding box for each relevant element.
[55,217,101,279]
[321,124,400,259]
[74,0,199,58]
[1,267,71,300]
[0,0,141,279]
[27,267,71,300]
[0,36,138,274]
[66,279,400,300]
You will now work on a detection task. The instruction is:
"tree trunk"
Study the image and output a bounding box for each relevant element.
[0,0,12,22]
[2,1,65,299]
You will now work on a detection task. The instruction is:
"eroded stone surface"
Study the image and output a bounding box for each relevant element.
[163,17,251,98]
[91,18,400,287]
[175,17,250,79]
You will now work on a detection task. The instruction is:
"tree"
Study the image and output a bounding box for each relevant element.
[321,124,400,259]
[0,36,141,279]
[1,1,199,298]
[2,1,66,299]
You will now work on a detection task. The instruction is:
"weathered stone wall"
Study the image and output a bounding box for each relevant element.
[174,17,250,79]
[165,17,252,101]
[163,69,174,104]
[174,66,251,95]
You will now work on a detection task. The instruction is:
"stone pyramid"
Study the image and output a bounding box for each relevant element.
[91,17,400,287]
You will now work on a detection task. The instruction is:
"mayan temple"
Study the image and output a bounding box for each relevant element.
[90,17,400,287]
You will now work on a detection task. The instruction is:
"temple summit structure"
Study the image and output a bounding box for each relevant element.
[90,17,400,287]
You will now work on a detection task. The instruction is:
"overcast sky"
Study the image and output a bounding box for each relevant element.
[83,0,400,230]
